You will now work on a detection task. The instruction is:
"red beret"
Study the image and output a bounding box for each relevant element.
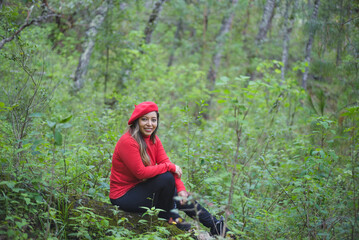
[128,101,158,125]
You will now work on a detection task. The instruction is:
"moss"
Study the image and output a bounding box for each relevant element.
[67,195,196,238]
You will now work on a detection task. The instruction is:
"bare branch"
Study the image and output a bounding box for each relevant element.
[26,5,35,22]
[0,12,59,50]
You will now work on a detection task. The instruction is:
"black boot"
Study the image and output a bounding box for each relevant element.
[169,217,192,231]
[210,216,229,236]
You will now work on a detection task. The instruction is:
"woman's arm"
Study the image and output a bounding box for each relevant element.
[117,138,176,180]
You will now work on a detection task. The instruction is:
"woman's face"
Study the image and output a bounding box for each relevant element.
[138,111,158,137]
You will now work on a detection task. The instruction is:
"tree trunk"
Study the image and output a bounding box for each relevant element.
[302,0,320,90]
[336,0,344,66]
[256,0,276,44]
[103,3,111,105]
[201,4,209,67]
[241,0,254,36]
[104,38,110,105]
[281,0,297,83]
[167,18,183,67]
[144,0,167,44]
[204,0,238,119]
[73,0,110,92]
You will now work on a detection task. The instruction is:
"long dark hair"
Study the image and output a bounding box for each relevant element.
[128,112,159,166]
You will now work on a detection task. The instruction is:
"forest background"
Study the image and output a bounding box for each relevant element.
[0,0,358,239]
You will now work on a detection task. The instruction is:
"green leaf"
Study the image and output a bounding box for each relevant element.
[15,219,28,229]
[138,219,148,225]
[61,123,72,129]
[0,181,16,188]
[47,121,56,129]
[12,188,23,193]
[24,197,31,205]
[223,88,231,95]
[0,102,7,112]
[35,195,43,203]
[60,115,72,123]
[318,121,329,129]
[54,130,62,146]
[220,76,229,82]
[341,106,359,117]
[29,113,43,117]
[307,95,319,115]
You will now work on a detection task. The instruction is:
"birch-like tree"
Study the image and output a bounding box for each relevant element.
[73,0,110,92]
[281,0,297,82]
[256,0,276,44]
[205,0,238,118]
[167,18,183,67]
[144,0,167,44]
[302,0,320,90]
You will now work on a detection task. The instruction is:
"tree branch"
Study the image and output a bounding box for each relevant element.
[0,10,59,50]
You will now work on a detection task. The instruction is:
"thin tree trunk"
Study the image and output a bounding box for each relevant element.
[200,4,209,67]
[204,0,238,119]
[104,40,110,105]
[167,18,183,67]
[281,0,297,83]
[73,0,109,92]
[104,4,110,104]
[336,0,344,66]
[103,3,113,104]
[144,0,167,44]
[302,0,320,90]
[256,0,276,44]
[241,0,254,36]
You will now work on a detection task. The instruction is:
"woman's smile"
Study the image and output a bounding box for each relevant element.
[138,111,157,136]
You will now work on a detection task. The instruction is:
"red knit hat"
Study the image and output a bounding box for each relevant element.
[128,101,158,125]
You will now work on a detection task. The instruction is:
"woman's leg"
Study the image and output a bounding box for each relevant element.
[110,172,178,220]
[175,195,229,235]
[175,198,218,228]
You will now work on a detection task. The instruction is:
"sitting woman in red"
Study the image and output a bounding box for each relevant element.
[109,101,228,235]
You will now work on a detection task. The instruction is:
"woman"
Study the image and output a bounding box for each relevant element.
[109,101,228,235]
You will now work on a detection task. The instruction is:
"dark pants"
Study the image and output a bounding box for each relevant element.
[110,172,218,228]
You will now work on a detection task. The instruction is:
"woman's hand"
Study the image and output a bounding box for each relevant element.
[175,165,182,178]
[178,191,189,205]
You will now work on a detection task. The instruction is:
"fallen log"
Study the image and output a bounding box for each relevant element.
[68,196,209,239]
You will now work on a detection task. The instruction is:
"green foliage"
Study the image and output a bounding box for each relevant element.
[0,0,358,239]
[0,175,53,239]
[68,206,110,239]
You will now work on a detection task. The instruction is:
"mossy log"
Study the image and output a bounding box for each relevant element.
[68,196,212,239]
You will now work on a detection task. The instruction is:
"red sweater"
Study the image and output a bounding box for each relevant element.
[109,131,186,199]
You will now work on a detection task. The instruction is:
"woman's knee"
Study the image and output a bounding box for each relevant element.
[156,172,175,186]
